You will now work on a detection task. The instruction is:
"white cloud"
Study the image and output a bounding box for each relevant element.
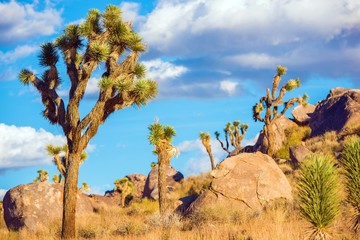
[120,2,144,24]
[178,139,226,175]
[85,77,100,96]
[220,80,238,95]
[0,189,7,200]
[226,53,282,69]
[0,1,62,43]
[0,45,38,63]
[142,59,188,81]
[0,67,17,81]
[0,123,66,169]
[140,0,360,53]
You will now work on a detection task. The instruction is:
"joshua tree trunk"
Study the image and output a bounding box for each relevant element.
[158,154,169,219]
[62,151,81,239]
[261,124,277,157]
[205,147,215,170]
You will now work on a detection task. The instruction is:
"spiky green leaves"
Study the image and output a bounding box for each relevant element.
[200,132,211,142]
[102,5,122,30]
[297,154,340,239]
[19,69,34,85]
[134,63,146,79]
[339,137,360,232]
[133,79,158,107]
[98,77,112,90]
[285,78,301,91]
[39,43,59,67]
[46,145,63,155]
[55,24,82,53]
[277,65,287,76]
[89,41,110,62]
[79,9,102,37]
[148,121,176,146]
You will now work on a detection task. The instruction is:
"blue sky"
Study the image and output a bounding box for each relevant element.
[0,0,359,199]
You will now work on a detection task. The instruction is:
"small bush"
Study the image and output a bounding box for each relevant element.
[297,154,341,239]
[275,125,311,159]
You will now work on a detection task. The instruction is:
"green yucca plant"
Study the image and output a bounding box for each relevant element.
[339,136,360,232]
[297,154,340,240]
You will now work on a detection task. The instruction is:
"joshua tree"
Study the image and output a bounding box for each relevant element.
[46,144,87,178]
[34,170,49,183]
[253,66,307,157]
[114,177,134,207]
[79,182,90,193]
[339,136,360,233]
[199,132,215,170]
[19,6,157,239]
[297,154,340,240]
[148,119,178,220]
[53,174,62,184]
[215,121,248,156]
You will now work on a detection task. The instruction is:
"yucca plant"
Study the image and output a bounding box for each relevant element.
[148,118,177,221]
[79,182,90,193]
[18,5,158,239]
[214,120,248,156]
[253,65,308,156]
[339,136,360,233]
[297,154,340,240]
[114,177,134,207]
[199,132,215,170]
[34,169,49,183]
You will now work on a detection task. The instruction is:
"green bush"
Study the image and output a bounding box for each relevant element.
[297,154,340,240]
[275,125,311,159]
[339,136,360,232]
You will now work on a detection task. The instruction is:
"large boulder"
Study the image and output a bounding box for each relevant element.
[253,116,297,153]
[126,174,147,200]
[310,88,360,136]
[186,152,293,215]
[143,165,184,200]
[2,182,117,231]
[291,104,316,125]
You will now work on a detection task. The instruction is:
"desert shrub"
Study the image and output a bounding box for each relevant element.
[339,137,360,232]
[306,131,342,156]
[112,220,149,236]
[126,198,159,216]
[78,228,96,239]
[176,173,212,197]
[297,154,341,239]
[275,125,311,159]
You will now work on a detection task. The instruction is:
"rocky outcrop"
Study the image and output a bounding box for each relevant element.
[2,182,118,231]
[3,182,91,231]
[310,88,360,136]
[126,174,147,200]
[253,116,297,154]
[289,144,312,167]
[186,152,292,215]
[143,165,184,200]
[291,104,316,125]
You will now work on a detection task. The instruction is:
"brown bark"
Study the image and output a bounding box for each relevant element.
[261,124,276,157]
[158,159,168,218]
[205,146,215,170]
[61,152,81,239]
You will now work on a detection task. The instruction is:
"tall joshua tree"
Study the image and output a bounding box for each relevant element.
[215,121,248,156]
[253,66,307,157]
[199,132,215,170]
[148,119,178,220]
[19,6,157,239]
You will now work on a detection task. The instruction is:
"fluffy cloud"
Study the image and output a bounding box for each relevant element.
[0,1,62,43]
[177,139,226,175]
[0,45,38,63]
[220,80,239,95]
[142,59,188,81]
[137,0,360,87]
[0,123,66,169]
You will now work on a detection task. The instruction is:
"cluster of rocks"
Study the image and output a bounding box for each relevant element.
[2,87,359,231]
